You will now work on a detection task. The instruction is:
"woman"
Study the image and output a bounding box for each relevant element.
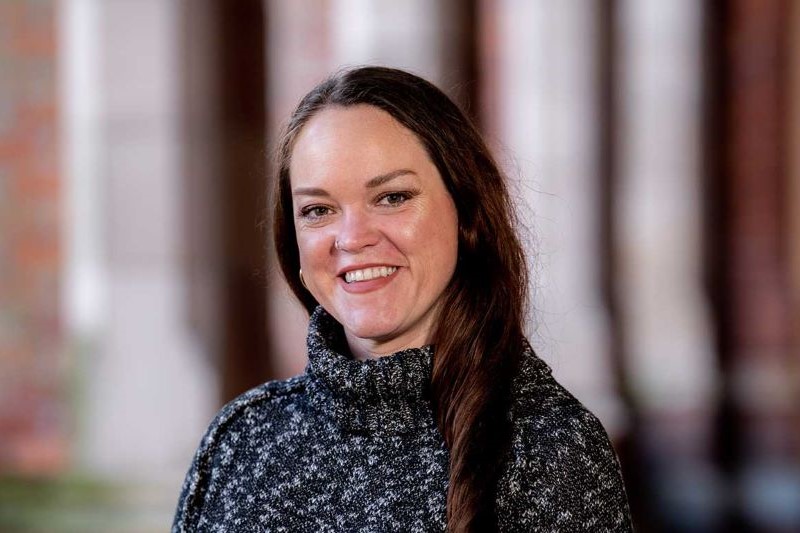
[173,66,633,532]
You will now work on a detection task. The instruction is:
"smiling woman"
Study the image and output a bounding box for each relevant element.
[290,105,459,361]
[172,67,634,532]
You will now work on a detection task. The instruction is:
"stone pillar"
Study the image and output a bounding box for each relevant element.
[182,1,272,402]
[716,0,800,528]
[616,0,722,528]
[790,0,800,365]
[616,0,718,424]
[328,0,469,93]
[482,0,627,438]
[67,0,216,483]
[215,0,272,401]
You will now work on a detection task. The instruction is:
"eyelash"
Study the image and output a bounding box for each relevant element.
[298,190,418,221]
[376,190,416,206]
[299,205,332,220]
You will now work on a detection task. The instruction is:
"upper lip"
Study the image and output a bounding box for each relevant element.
[336,263,399,277]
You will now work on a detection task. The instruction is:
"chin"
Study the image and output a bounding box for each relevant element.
[341,317,400,342]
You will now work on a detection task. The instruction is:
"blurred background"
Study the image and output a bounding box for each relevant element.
[1,0,799,531]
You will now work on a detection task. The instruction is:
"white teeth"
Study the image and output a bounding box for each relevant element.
[344,266,397,283]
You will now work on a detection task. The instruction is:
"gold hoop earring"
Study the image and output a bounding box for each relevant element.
[299,269,308,290]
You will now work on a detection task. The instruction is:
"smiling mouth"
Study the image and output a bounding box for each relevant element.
[344,266,398,283]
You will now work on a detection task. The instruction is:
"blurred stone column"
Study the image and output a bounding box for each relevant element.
[481,0,627,439]
[716,0,800,529]
[790,0,800,370]
[616,0,722,529]
[73,0,215,483]
[183,0,274,402]
[788,11,800,526]
[214,0,272,402]
[328,0,473,99]
[175,0,272,469]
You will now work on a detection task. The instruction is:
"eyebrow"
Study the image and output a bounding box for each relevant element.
[292,168,417,197]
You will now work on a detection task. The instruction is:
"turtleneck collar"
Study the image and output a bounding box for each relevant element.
[304,306,437,436]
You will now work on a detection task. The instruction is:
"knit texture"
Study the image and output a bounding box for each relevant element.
[172,307,633,532]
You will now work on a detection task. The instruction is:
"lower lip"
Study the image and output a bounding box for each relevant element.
[337,269,400,294]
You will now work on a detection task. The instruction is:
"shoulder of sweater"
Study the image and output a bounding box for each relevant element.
[501,352,632,529]
[511,346,617,459]
[172,374,310,531]
[194,374,309,457]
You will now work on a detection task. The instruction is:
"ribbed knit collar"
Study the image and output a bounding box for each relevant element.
[304,306,437,436]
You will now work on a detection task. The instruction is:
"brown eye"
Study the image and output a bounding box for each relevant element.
[300,205,333,220]
[377,192,412,206]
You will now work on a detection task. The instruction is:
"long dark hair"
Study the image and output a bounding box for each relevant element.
[272,66,528,532]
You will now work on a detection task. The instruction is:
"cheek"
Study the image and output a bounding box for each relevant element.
[427,206,459,266]
[401,208,458,271]
[296,231,329,269]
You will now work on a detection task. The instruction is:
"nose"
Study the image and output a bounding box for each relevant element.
[333,208,380,253]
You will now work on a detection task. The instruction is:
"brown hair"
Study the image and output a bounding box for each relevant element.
[273,66,528,532]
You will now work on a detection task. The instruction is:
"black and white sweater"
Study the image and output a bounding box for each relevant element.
[172,306,633,532]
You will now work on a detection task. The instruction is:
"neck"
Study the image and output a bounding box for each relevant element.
[345,328,433,362]
[304,305,437,435]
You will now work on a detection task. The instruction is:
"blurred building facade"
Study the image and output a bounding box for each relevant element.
[0,1,799,531]
[0,0,66,476]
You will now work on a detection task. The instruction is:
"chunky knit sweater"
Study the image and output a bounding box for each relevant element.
[172,307,633,532]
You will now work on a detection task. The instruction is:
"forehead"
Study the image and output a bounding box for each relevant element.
[289,105,433,184]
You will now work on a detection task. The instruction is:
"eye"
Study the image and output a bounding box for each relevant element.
[377,191,414,206]
[299,205,333,220]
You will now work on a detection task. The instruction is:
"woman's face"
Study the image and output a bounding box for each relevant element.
[290,104,459,359]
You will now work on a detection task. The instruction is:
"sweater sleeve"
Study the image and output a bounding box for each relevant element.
[171,378,306,532]
[171,401,234,533]
[497,397,634,532]
[172,440,204,533]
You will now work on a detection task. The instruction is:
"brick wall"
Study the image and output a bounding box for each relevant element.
[0,0,66,474]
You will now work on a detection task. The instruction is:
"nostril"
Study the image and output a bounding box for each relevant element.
[332,234,379,253]
[334,213,381,253]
